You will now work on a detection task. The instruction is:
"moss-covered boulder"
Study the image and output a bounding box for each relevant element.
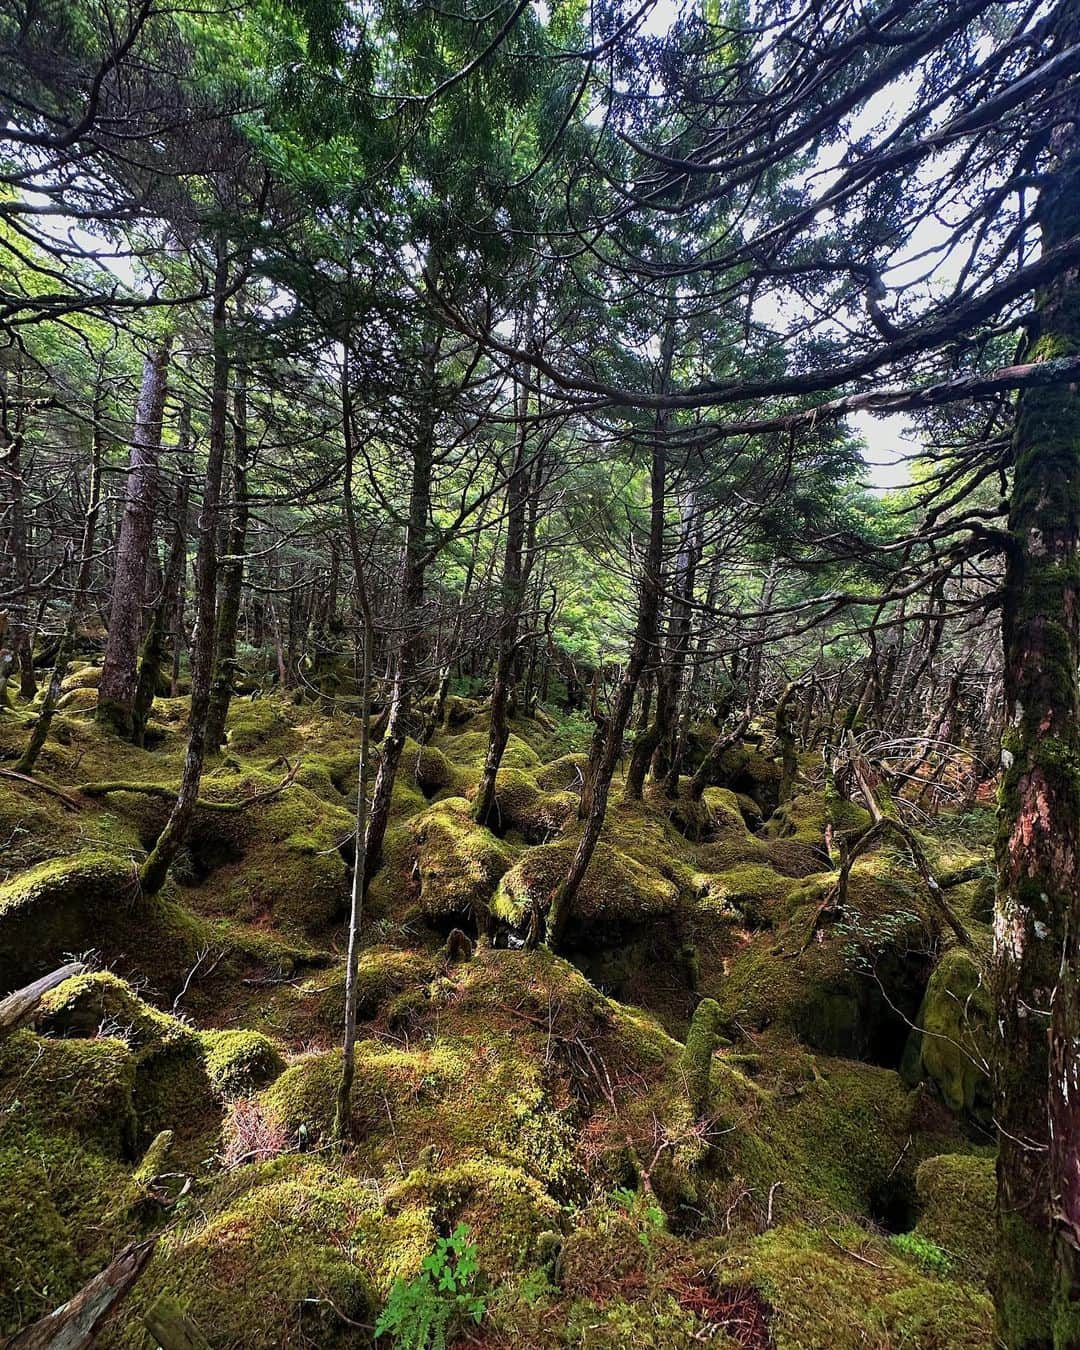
[718,859,937,1065]
[901,949,992,1124]
[384,1159,562,1273]
[114,1157,434,1349]
[493,837,680,942]
[0,853,161,993]
[202,1029,286,1099]
[912,1152,995,1286]
[370,797,516,929]
[37,971,216,1152]
[716,1222,993,1348]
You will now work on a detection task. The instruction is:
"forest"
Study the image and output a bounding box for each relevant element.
[0,0,1078,1346]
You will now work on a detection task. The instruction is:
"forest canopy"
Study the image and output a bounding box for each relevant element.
[1,1,1079,1346]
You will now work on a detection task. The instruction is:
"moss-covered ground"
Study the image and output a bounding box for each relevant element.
[0,686,995,1346]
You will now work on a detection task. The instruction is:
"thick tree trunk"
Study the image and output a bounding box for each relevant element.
[993,64,1080,1348]
[139,257,229,894]
[97,341,170,737]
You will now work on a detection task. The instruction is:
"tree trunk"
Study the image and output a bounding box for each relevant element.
[993,57,1080,1347]
[205,358,249,750]
[97,341,170,737]
[132,472,189,749]
[139,255,229,894]
[545,346,669,947]
[16,396,104,774]
[335,348,376,1139]
[362,301,439,883]
[475,348,530,827]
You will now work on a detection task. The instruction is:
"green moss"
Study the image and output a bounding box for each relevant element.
[370,797,516,926]
[36,971,216,1154]
[717,1223,992,1348]
[902,949,991,1124]
[694,862,794,928]
[535,752,588,793]
[223,697,292,753]
[493,837,679,937]
[0,1135,133,1336]
[115,1157,435,1349]
[681,998,722,1116]
[0,1027,137,1157]
[385,1160,562,1273]
[202,1029,286,1099]
[913,1153,995,1285]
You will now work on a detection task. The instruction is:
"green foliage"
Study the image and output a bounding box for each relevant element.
[610,1187,666,1249]
[375,1223,486,1350]
[890,1231,952,1276]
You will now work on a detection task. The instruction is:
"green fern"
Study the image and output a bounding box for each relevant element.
[374,1224,486,1349]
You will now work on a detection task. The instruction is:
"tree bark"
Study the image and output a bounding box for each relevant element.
[7,1239,156,1349]
[139,254,229,894]
[545,356,669,948]
[97,340,170,737]
[993,47,1080,1346]
[205,356,249,750]
[475,346,531,827]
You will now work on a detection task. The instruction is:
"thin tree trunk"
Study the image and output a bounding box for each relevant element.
[545,319,671,947]
[16,389,104,774]
[139,253,229,894]
[205,355,249,749]
[132,472,189,748]
[475,343,531,827]
[98,341,171,736]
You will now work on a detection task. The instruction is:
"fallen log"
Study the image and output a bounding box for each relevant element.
[0,962,87,1038]
[5,1238,156,1349]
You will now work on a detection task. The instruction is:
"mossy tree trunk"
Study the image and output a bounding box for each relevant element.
[97,340,171,738]
[205,355,250,751]
[16,387,104,773]
[993,60,1080,1348]
[140,252,230,895]
[132,469,188,748]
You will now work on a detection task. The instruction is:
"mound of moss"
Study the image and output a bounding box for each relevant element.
[912,1152,995,1285]
[370,796,516,929]
[202,1029,286,1099]
[717,1222,993,1348]
[115,1157,435,1349]
[902,948,992,1125]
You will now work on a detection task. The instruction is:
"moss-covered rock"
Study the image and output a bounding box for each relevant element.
[716,1222,993,1348]
[115,1157,434,1349]
[385,1159,562,1273]
[901,949,992,1124]
[37,971,216,1153]
[202,1029,286,1099]
[913,1153,995,1285]
[493,837,680,941]
[370,797,516,928]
